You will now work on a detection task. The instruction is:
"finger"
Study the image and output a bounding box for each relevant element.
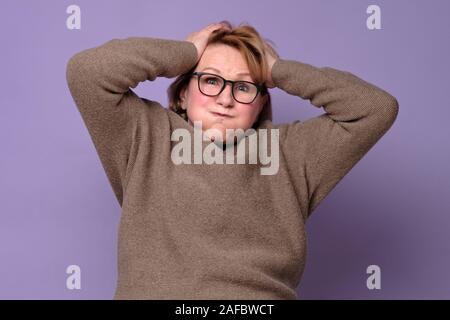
[203,24,221,33]
[211,25,230,33]
[217,22,231,29]
[210,22,229,30]
[206,23,222,29]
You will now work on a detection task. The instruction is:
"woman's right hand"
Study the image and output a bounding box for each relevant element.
[185,22,231,63]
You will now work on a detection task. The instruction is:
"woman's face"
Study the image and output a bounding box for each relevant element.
[180,43,266,143]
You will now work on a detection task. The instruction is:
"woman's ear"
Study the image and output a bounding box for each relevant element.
[256,94,272,124]
[260,94,268,108]
[180,88,187,110]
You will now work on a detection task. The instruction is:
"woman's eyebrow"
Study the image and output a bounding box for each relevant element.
[202,67,251,77]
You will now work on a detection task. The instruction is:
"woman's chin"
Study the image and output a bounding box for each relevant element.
[204,129,245,147]
[204,128,225,143]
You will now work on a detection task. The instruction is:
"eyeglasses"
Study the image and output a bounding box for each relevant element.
[191,71,265,104]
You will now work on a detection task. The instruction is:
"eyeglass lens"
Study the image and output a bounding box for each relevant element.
[198,74,258,104]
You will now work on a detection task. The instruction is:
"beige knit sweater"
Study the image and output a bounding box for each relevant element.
[66,37,399,300]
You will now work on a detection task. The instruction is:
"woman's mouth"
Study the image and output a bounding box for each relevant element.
[211,111,233,118]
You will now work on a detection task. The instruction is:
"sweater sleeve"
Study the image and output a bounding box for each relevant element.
[271,59,399,218]
[65,37,199,206]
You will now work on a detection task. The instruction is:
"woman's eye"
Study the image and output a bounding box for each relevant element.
[206,77,219,85]
[237,84,249,92]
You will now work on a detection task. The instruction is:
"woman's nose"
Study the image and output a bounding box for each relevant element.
[216,82,234,106]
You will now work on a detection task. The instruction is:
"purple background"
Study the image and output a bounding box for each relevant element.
[1,0,449,299]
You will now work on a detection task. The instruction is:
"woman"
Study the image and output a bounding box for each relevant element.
[66,21,399,300]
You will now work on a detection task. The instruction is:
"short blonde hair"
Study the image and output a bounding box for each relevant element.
[167,20,279,129]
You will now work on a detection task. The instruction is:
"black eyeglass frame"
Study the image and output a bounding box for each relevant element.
[191,71,266,104]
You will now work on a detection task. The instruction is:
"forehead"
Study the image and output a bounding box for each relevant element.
[197,44,252,80]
